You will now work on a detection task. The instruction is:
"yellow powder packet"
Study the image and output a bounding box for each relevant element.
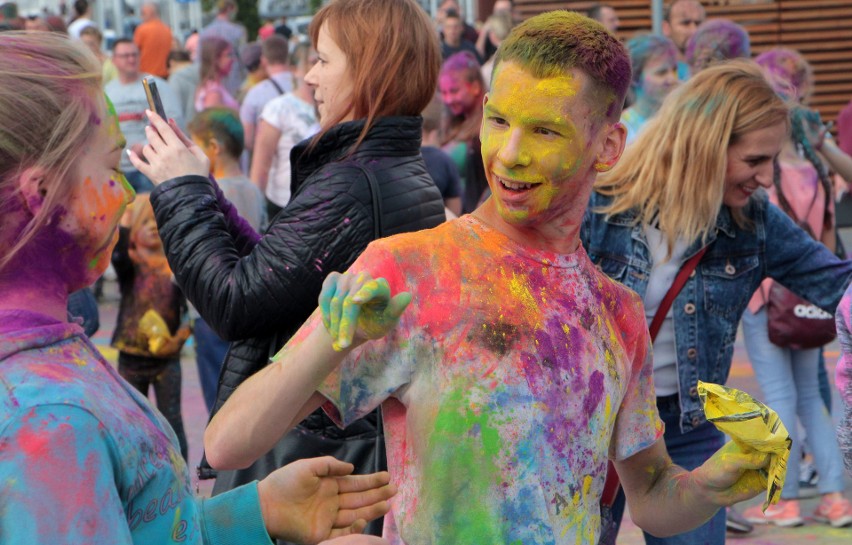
[697,381,791,510]
[139,309,171,355]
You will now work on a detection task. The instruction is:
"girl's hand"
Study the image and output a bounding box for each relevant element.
[258,456,395,543]
[318,271,411,351]
[127,110,210,184]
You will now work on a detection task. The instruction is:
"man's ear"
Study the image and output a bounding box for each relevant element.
[17,167,50,217]
[595,122,627,173]
[207,138,221,156]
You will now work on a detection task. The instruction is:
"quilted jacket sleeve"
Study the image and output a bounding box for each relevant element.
[150,167,378,342]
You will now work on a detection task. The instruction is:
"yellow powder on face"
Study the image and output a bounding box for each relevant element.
[481,62,590,223]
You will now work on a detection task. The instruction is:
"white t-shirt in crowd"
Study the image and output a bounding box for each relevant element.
[259,93,319,207]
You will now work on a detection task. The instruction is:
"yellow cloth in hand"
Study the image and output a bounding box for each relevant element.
[138,309,171,356]
[697,381,791,510]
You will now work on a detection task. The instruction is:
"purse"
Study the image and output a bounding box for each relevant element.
[765,176,836,350]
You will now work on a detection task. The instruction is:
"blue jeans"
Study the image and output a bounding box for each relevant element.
[193,317,229,413]
[742,307,845,497]
[610,394,726,545]
[818,351,832,413]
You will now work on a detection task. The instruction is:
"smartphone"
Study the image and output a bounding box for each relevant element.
[142,76,167,120]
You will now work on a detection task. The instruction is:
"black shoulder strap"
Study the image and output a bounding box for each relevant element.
[353,164,384,238]
[268,76,285,96]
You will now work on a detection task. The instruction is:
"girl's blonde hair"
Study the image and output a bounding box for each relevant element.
[0,32,103,272]
[595,59,789,254]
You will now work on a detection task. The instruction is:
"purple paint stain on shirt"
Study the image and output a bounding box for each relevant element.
[584,370,605,414]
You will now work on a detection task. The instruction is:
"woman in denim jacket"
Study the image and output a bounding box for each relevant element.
[581,61,852,545]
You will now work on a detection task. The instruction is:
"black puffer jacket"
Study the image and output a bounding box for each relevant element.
[150,116,444,502]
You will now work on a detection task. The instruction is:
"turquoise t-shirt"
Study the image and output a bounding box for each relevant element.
[0,309,272,545]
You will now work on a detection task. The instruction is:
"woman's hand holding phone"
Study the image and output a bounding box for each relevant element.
[127,110,210,185]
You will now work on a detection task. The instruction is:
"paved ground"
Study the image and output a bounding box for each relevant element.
[90,277,851,543]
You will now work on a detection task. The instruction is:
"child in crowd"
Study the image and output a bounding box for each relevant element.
[188,108,267,232]
[111,193,191,460]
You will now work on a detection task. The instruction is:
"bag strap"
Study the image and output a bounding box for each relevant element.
[648,245,710,342]
[268,76,286,96]
[351,164,383,239]
[601,243,709,508]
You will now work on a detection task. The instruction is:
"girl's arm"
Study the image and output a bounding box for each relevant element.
[205,271,410,469]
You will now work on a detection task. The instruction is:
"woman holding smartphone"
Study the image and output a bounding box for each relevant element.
[130,1,445,541]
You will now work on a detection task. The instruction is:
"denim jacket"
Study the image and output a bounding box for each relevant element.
[581,190,852,432]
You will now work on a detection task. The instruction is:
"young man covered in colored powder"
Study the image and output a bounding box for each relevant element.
[201,11,773,544]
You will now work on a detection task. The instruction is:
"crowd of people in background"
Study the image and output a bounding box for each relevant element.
[2,0,852,543]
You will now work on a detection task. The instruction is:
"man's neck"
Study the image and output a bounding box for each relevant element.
[118,72,141,86]
[266,65,290,77]
[0,269,67,322]
[472,198,583,255]
[213,157,243,180]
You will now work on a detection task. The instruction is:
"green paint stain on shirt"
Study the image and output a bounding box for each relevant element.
[418,387,507,542]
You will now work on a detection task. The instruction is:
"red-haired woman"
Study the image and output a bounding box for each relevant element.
[130,0,446,540]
